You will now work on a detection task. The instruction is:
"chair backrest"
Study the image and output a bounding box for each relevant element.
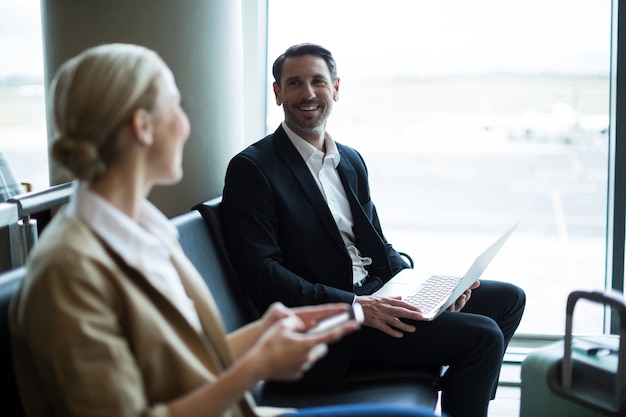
[171,207,258,332]
[0,267,26,416]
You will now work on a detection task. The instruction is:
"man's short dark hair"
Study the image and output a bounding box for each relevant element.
[272,43,338,86]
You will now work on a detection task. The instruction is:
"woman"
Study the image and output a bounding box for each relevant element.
[9,43,439,417]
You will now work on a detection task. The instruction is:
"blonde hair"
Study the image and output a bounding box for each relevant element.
[50,43,167,181]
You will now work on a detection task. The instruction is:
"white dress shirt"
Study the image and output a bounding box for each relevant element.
[64,181,203,332]
[282,123,372,284]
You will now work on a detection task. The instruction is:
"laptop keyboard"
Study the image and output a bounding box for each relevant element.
[404,274,462,313]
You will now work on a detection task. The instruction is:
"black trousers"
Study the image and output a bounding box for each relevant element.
[349,280,525,417]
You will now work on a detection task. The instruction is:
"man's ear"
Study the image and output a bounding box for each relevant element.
[273,82,282,106]
[333,77,340,101]
[130,108,153,146]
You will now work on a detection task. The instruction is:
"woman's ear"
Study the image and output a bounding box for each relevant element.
[130,108,153,146]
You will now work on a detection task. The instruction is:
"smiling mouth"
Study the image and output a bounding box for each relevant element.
[297,103,321,112]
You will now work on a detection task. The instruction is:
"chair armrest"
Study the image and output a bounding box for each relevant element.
[399,251,414,269]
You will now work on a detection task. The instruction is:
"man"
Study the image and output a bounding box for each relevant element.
[222,43,525,417]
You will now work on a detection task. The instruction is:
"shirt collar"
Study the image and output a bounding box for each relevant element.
[64,181,179,270]
[282,122,341,168]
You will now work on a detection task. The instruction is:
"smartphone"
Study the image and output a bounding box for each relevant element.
[306,303,364,335]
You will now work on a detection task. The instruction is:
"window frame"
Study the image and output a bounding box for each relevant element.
[607,0,625,334]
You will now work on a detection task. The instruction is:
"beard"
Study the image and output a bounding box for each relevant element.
[283,99,333,137]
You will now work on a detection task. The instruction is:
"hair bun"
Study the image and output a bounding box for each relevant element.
[51,135,106,181]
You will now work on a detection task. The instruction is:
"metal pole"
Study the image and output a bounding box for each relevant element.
[17,216,38,266]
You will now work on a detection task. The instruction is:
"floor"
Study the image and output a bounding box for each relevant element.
[488,386,521,417]
[435,362,522,417]
[490,362,522,417]
[435,387,521,417]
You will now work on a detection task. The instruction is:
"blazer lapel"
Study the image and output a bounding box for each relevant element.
[336,157,389,274]
[97,237,258,416]
[169,244,233,367]
[170,243,260,416]
[273,128,346,251]
[103,244,224,372]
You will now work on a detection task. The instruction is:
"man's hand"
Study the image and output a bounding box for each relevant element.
[355,295,423,338]
[448,280,481,313]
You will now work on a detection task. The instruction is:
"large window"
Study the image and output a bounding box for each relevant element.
[1,0,613,336]
[0,0,47,192]
[267,0,612,335]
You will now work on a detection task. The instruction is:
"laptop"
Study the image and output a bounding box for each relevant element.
[374,221,519,321]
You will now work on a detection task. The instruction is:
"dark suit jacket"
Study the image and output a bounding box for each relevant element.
[222,125,409,313]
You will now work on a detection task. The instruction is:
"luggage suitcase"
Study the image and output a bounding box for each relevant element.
[520,290,626,417]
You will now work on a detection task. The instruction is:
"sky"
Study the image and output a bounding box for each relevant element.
[0,0,612,80]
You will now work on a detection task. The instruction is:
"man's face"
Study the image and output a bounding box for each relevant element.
[273,54,340,141]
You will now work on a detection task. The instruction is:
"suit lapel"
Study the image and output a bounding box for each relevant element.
[273,128,346,251]
[337,155,389,273]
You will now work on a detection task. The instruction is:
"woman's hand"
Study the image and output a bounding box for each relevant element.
[259,302,358,333]
[258,302,299,333]
[249,303,360,381]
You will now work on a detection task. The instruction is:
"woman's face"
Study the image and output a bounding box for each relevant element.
[147,68,190,186]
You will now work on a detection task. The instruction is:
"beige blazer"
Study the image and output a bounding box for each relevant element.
[10,214,290,417]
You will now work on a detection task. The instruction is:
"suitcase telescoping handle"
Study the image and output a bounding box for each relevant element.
[562,290,626,407]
